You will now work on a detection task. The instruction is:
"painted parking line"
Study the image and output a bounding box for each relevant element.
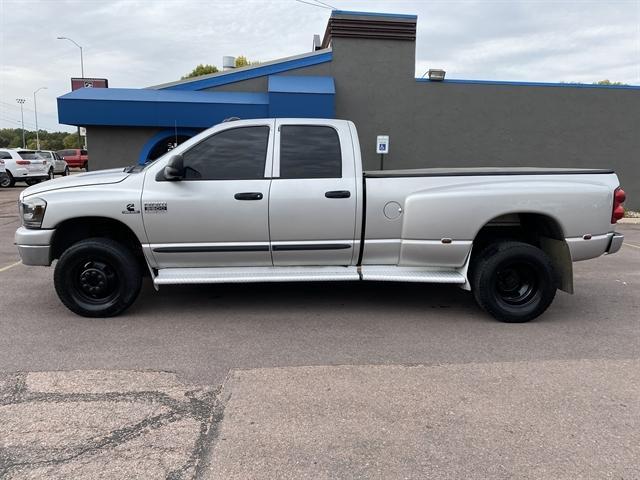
[623,242,640,250]
[0,260,22,272]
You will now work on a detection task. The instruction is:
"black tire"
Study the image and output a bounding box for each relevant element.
[63,166,70,176]
[54,238,142,317]
[471,241,556,323]
[48,168,54,181]
[25,178,40,186]
[0,172,11,188]
[84,162,89,171]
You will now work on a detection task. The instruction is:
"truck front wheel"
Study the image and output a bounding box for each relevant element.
[54,238,142,317]
[471,241,556,323]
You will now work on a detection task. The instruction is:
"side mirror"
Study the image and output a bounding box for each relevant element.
[159,154,184,181]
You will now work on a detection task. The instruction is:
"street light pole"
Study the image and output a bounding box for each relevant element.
[16,98,26,148]
[33,87,47,150]
[57,36,85,148]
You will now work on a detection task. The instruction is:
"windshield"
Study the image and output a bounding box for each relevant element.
[37,151,52,158]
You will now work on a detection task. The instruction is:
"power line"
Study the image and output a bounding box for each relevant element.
[0,100,37,114]
[311,0,336,9]
[0,115,59,132]
[294,0,332,10]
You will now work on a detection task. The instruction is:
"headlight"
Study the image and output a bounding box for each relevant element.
[21,197,47,229]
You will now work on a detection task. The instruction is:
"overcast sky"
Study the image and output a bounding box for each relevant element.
[1,0,639,132]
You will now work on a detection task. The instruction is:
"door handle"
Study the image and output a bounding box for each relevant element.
[234,192,263,200]
[325,190,351,199]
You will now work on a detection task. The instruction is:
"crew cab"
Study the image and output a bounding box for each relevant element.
[16,119,626,321]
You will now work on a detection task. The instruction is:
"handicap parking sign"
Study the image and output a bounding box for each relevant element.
[376,135,389,154]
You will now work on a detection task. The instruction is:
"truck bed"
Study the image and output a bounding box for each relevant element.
[364,167,615,178]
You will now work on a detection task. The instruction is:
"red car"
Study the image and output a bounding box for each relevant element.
[57,149,88,170]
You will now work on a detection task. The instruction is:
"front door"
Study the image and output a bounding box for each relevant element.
[268,120,358,266]
[142,121,274,268]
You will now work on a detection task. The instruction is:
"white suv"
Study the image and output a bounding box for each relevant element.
[0,149,50,188]
[0,156,7,187]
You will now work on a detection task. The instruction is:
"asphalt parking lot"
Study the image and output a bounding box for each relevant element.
[1,181,639,479]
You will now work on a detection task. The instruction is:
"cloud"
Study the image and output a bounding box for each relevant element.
[1,0,638,131]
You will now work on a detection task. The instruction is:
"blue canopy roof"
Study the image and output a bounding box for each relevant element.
[268,76,335,94]
[57,76,335,128]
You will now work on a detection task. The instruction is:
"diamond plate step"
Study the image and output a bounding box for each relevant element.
[154,266,360,285]
[361,266,466,284]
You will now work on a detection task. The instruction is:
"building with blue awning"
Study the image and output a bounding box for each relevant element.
[57,9,640,206]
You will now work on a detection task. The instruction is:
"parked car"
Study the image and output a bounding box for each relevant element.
[0,149,50,187]
[57,149,88,171]
[16,119,626,320]
[0,157,8,188]
[37,150,70,176]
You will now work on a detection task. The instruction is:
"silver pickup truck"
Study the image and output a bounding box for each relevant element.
[15,119,626,322]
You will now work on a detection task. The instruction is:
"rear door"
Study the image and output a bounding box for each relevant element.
[268,120,358,266]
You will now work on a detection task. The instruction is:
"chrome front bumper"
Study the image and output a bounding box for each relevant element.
[17,245,52,266]
[15,227,54,266]
[606,232,624,255]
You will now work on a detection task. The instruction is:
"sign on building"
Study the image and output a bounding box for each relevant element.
[71,78,109,91]
[376,135,389,154]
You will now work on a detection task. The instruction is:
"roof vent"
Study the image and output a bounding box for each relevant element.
[312,34,322,51]
[222,56,236,71]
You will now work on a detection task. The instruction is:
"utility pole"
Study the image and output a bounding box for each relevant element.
[57,36,85,149]
[16,98,26,148]
[33,87,47,150]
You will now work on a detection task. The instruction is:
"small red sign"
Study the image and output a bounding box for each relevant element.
[71,78,109,91]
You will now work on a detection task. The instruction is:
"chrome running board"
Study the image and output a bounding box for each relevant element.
[154,265,466,286]
[154,266,360,285]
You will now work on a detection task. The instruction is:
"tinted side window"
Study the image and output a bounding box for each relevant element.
[81,150,88,155]
[279,126,341,179]
[57,150,75,157]
[182,126,269,180]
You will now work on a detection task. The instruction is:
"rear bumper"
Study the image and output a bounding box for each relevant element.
[65,160,85,167]
[606,232,624,255]
[15,227,54,266]
[11,167,48,178]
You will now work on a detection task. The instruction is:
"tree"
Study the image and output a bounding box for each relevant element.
[63,133,80,149]
[235,56,259,68]
[235,56,250,68]
[181,64,219,79]
[595,80,626,86]
[0,128,71,150]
